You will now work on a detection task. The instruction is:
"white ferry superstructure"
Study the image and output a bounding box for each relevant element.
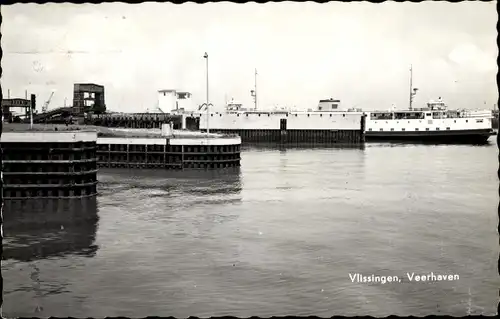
[364,98,493,143]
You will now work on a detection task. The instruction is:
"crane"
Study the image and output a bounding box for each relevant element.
[42,91,55,113]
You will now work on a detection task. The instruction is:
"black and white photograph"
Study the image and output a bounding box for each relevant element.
[0,1,498,317]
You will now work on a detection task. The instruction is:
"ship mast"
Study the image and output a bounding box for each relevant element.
[254,68,258,110]
[250,68,258,110]
[409,64,418,110]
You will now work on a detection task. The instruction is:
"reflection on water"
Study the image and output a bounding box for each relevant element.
[97,167,243,208]
[2,198,99,315]
[3,198,99,261]
[241,143,366,152]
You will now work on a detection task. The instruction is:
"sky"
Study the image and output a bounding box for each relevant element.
[1,2,498,113]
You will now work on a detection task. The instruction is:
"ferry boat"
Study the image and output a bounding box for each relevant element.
[364,65,493,144]
[364,98,494,144]
[155,66,493,144]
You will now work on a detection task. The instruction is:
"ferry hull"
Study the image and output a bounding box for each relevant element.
[365,129,493,144]
[200,129,365,145]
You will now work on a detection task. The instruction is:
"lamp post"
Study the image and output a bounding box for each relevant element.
[203,52,209,135]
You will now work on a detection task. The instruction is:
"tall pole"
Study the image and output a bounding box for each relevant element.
[30,94,34,130]
[254,68,258,110]
[409,64,413,111]
[204,52,209,135]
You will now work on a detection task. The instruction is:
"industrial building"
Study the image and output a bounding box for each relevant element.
[73,83,106,115]
[2,95,35,122]
[157,89,193,113]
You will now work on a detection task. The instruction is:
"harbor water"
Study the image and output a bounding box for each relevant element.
[2,137,498,317]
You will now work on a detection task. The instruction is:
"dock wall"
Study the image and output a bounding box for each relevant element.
[1,131,98,199]
[96,136,241,169]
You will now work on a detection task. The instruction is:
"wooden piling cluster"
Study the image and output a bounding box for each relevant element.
[86,113,184,129]
[97,136,241,170]
[0,130,98,199]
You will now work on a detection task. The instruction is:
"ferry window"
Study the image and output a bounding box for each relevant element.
[237,114,240,117]
[454,120,456,123]
[368,128,372,131]
[295,114,298,117]
[426,113,431,116]
[390,128,394,131]
[330,114,332,117]
[436,128,440,130]
[476,119,483,123]
[466,120,468,123]
[211,114,213,117]
[402,128,405,131]
[343,114,345,117]
[320,114,323,117]
[246,114,249,117]
[415,128,419,131]
[446,127,450,130]
[268,114,270,117]
[220,114,222,117]
[307,114,310,117]
[379,128,383,131]
[426,128,430,131]
[258,114,261,117]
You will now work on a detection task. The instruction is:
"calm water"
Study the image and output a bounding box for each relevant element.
[2,137,499,317]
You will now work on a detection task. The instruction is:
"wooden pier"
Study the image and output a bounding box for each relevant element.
[85,113,184,129]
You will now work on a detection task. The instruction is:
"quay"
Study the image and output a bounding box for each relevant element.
[1,123,242,199]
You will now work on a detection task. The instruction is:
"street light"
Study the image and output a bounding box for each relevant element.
[203,52,209,135]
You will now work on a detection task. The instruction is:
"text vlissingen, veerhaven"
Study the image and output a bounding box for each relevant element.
[349,272,460,284]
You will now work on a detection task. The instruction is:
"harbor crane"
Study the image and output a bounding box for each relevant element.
[42,91,55,113]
